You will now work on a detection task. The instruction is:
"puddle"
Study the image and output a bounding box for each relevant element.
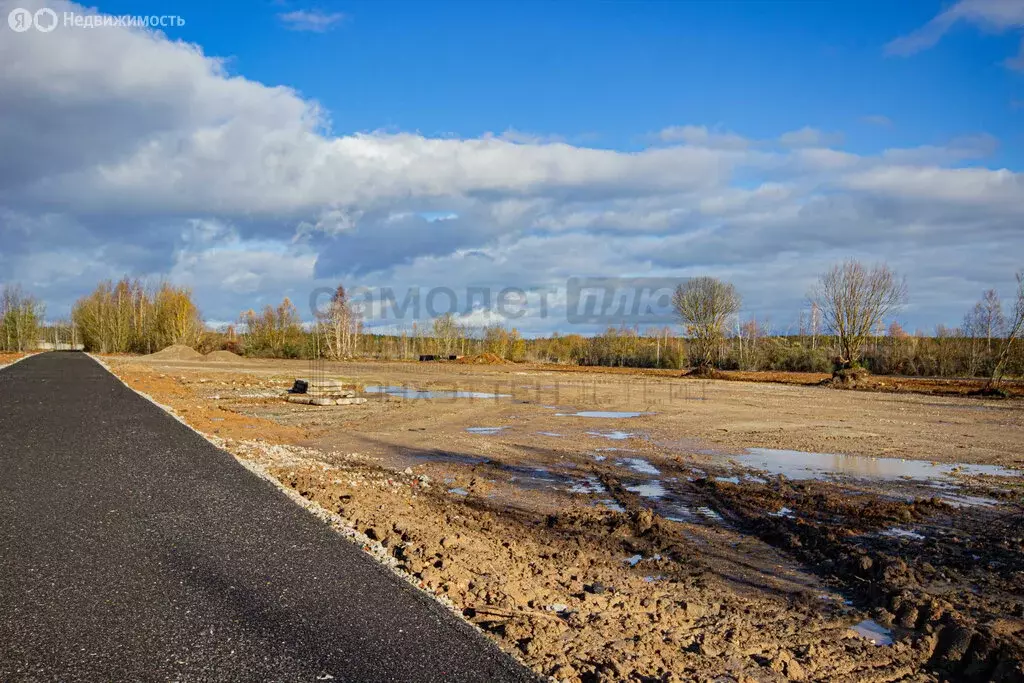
[465,426,506,435]
[537,431,563,437]
[365,385,511,399]
[587,430,634,440]
[881,528,925,541]
[504,464,567,490]
[449,487,469,496]
[656,502,695,522]
[625,481,666,499]
[715,474,768,485]
[851,619,893,646]
[594,498,626,512]
[936,493,999,507]
[617,458,661,476]
[568,476,607,495]
[557,411,649,418]
[695,506,723,522]
[652,496,729,527]
[730,448,1020,482]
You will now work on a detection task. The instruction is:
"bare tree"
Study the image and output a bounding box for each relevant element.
[1,285,45,352]
[986,272,1024,390]
[432,312,463,357]
[810,260,907,372]
[672,277,741,371]
[963,289,1006,352]
[317,285,355,360]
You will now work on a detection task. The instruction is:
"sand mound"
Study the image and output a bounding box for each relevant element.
[455,352,508,365]
[205,349,244,363]
[145,344,204,361]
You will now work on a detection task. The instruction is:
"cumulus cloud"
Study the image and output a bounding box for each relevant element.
[0,0,1021,333]
[656,125,750,150]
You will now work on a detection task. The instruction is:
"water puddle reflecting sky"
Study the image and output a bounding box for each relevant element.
[617,458,661,476]
[586,430,634,440]
[465,426,506,435]
[626,481,667,499]
[557,411,649,418]
[366,385,510,399]
[851,619,893,646]
[730,448,1020,482]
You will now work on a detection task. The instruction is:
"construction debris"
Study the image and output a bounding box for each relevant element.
[286,395,367,406]
[286,378,364,406]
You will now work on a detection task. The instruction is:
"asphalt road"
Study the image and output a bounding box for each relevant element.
[0,353,536,682]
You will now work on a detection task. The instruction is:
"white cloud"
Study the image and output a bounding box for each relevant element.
[456,307,507,329]
[841,166,1023,207]
[657,125,750,150]
[778,127,844,148]
[887,0,1024,68]
[0,0,1021,333]
[278,9,347,33]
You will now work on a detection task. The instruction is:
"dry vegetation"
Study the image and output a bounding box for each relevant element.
[6,262,1024,393]
[1,285,44,352]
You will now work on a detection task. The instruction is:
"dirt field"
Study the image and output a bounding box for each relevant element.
[103,355,1024,682]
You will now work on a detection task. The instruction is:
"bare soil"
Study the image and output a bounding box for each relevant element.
[0,352,26,366]
[144,344,204,361]
[103,355,1024,682]
[204,349,245,363]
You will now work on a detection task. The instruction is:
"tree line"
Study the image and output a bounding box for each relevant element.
[4,262,1023,384]
[1,285,45,352]
[69,278,203,354]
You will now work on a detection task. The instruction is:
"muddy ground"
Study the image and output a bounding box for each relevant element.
[102,356,1024,682]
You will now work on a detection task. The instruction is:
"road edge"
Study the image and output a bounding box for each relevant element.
[84,353,542,682]
[0,352,38,372]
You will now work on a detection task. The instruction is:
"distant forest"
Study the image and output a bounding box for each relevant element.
[5,261,1023,382]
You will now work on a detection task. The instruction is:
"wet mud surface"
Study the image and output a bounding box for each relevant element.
[105,357,1024,681]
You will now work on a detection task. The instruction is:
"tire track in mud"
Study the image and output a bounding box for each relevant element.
[696,476,1024,682]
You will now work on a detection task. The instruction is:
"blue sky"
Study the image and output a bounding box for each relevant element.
[1,0,1023,335]
[98,0,1022,160]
